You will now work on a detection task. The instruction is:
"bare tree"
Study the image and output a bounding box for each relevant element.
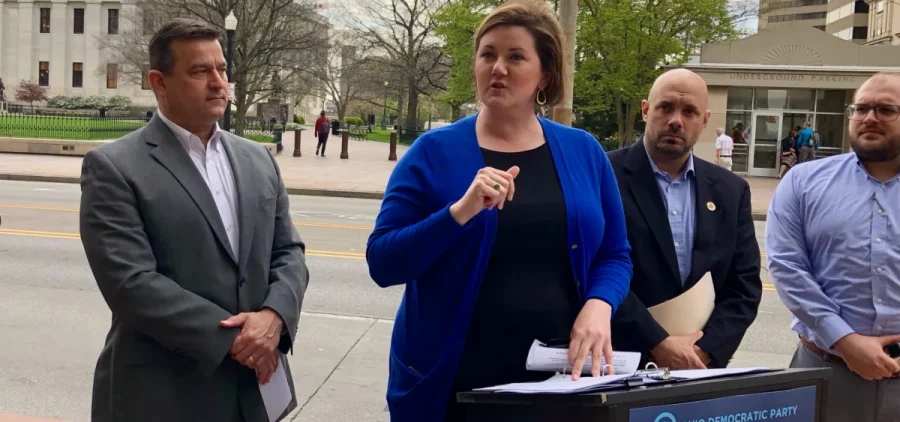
[301,36,377,123]
[341,0,450,135]
[98,0,329,133]
[729,0,760,34]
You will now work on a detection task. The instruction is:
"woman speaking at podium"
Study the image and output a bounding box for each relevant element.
[365,1,633,421]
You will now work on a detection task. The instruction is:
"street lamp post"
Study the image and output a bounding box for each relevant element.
[382,81,389,130]
[224,11,237,132]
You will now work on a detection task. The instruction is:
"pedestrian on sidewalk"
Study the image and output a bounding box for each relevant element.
[767,72,900,421]
[714,127,734,171]
[795,121,816,163]
[78,18,309,422]
[314,110,330,157]
[366,2,633,421]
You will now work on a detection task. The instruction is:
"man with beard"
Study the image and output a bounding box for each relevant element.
[608,68,762,370]
[766,72,900,420]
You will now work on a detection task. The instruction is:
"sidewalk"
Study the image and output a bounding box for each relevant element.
[0,131,776,218]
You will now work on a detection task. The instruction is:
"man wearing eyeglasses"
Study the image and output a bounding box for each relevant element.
[766,72,900,421]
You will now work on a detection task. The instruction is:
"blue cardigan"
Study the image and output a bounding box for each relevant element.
[366,114,632,422]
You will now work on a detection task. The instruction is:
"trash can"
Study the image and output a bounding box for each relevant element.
[331,119,341,136]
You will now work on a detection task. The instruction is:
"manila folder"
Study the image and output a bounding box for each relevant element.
[647,272,715,336]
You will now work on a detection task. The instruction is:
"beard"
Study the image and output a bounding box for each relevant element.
[850,132,900,163]
[646,128,694,161]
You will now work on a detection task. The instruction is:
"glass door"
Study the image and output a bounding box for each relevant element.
[749,113,782,177]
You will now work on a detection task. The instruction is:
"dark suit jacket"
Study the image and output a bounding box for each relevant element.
[607,140,762,367]
[79,116,309,422]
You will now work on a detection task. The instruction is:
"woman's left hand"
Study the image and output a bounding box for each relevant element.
[568,299,614,380]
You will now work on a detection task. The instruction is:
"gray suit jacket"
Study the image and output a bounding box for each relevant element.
[79,116,309,422]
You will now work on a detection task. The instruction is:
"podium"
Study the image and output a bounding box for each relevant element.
[457,368,831,422]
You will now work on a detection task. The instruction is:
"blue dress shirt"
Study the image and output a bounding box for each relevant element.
[766,153,900,353]
[646,147,696,285]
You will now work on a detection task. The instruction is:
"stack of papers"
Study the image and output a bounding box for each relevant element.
[525,340,642,375]
[475,374,634,394]
[474,367,773,395]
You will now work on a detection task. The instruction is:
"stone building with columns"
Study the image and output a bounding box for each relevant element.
[0,0,156,106]
[680,23,900,177]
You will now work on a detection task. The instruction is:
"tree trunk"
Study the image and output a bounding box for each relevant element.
[405,81,419,135]
[615,97,625,149]
[451,104,461,122]
[624,101,636,146]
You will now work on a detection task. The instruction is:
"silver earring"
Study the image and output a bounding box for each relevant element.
[536,89,547,105]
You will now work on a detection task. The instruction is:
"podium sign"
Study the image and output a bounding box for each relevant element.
[629,386,817,422]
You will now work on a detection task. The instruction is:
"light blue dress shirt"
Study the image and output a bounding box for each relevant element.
[766,153,900,354]
[645,147,696,285]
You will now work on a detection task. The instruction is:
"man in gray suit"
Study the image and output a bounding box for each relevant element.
[79,19,309,422]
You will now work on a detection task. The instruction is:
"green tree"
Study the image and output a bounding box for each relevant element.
[432,0,501,121]
[576,0,737,147]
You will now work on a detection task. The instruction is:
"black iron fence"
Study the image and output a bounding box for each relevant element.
[0,110,294,143]
[0,112,147,141]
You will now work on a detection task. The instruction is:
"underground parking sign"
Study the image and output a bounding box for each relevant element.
[629,386,817,422]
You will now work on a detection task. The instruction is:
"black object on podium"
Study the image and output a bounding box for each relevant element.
[457,368,831,422]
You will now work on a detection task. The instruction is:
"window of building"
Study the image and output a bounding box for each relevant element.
[852,26,868,39]
[107,64,118,89]
[142,70,152,90]
[726,88,754,111]
[39,62,49,86]
[755,89,816,111]
[855,0,869,14]
[40,8,50,33]
[768,12,827,23]
[108,9,119,35]
[74,9,85,34]
[765,0,827,11]
[72,63,84,88]
[142,11,155,35]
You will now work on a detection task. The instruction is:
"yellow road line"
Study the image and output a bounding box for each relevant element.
[0,203,373,231]
[0,228,778,289]
[0,228,365,260]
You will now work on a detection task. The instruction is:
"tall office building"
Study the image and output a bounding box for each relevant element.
[866,0,900,45]
[758,0,899,45]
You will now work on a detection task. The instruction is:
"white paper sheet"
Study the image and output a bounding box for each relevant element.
[473,367,773,395]
[475,373,633,394]
[259,353,291,422]
[669,367,772,380]
[525,340,642,375]
[648,271,716,336]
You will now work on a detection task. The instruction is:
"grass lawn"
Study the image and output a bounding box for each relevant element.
[364,128,415,145]
[0,115,146,140]
[0,114,275,144]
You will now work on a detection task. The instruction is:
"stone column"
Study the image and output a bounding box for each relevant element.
[0,0,5,82]
[50,0,67,94]
[84,0,101,95]
[18,0,34,85]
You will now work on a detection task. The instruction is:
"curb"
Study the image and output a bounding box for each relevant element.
[0,173,387,200]
[0,173,771,217]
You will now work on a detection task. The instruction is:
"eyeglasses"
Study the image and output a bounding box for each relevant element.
[846,104,900,122]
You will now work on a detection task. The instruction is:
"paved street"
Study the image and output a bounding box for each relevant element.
[0,130,782,215]
[0,179,799,422]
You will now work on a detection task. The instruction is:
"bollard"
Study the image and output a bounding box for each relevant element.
[340,130,349,159]
[293,129,302,157]
[389,131,398,161]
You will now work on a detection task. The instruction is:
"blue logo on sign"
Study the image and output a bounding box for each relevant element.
[654,412,676,422]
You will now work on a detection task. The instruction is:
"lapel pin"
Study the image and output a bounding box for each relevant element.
[707,201,716,212]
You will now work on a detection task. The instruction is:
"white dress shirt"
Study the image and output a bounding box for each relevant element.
[715,134,734,156]
[157,109,240,257]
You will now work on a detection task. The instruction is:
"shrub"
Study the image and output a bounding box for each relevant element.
[293,114,305,125]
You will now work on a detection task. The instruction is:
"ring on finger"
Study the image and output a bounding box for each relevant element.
[493,183,500,190]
